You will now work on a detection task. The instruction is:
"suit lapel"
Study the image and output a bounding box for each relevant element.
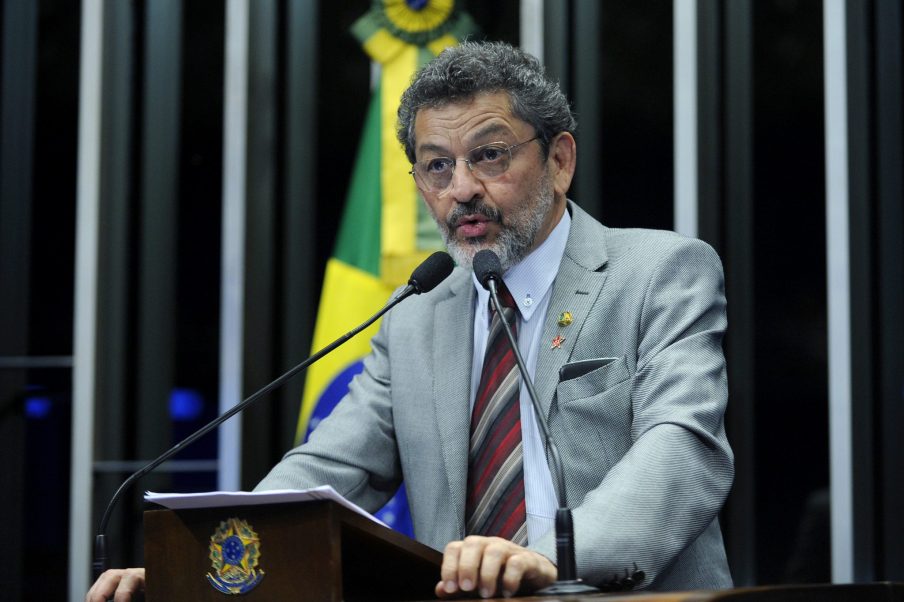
[534,203,609,420]
[433,270,475,537]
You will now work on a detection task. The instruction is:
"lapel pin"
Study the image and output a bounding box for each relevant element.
[557,311,573,327]
[551,334,565,349]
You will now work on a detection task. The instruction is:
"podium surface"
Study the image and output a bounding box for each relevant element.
[434,582,904,602]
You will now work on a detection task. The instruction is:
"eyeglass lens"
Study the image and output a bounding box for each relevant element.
[415,142,514,192]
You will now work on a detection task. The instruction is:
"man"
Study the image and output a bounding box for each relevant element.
[88,41,733,601]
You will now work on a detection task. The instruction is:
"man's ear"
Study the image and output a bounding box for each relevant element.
[548,132,577,198]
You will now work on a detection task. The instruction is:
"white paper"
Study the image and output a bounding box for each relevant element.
[144,485,388,528]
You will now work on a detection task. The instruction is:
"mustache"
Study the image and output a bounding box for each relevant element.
[444,200,502,229]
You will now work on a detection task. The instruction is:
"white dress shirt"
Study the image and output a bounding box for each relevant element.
[469,208,571,545]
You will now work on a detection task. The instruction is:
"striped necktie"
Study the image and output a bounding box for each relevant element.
[465,284,527,545]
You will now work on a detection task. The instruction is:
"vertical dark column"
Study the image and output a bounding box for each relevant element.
[593,3,673,230]
[572,0,601,219]
[96,0,134,469]
[696,0,722,251]
[752,3,828,583]
[844,0,876,582]
[94,0,137,570]
[136,0,182,464]
[0,1,37,597]
[543,0,570,98]
[874,0,904,581]
[279,0,319,450]
[722,0,756,586]
[241,0,278,486]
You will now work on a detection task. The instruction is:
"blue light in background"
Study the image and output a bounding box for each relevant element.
[25,396,53,419]
[170,388,204,421]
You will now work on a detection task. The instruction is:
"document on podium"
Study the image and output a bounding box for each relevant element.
[144,485,389,528]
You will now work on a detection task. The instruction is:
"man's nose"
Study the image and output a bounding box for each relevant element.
[446,159,484,203]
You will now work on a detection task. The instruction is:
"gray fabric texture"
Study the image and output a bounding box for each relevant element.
[256,200,734,590]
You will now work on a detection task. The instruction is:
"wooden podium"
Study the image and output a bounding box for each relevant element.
[144,499,442,601]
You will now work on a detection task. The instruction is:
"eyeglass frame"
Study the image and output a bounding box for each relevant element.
[408,135,541,195]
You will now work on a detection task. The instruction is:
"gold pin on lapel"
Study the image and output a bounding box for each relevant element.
[551,334,565,349]
[557,311,573,327]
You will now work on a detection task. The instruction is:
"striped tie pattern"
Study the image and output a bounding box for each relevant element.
[465,285,527,545]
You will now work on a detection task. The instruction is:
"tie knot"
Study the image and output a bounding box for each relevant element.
[496,282,517,310]
[488,282,518,329]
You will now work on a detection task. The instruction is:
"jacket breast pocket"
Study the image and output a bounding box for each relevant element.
[556,356,631,403]
[553,356,633,485]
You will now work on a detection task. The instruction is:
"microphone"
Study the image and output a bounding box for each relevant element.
[472,250,600,595]
[93,251,455,579]
[405,249,456,294]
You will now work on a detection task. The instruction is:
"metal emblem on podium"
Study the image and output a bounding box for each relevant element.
[206,517,265,594]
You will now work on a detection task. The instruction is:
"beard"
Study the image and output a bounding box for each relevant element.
[431,172,555,272]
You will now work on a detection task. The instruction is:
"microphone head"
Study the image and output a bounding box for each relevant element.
[408,251,455,293]
[473,249,502,290]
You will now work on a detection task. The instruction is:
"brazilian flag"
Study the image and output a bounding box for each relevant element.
[296,1,476,536]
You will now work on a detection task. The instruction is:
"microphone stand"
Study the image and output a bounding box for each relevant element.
[486,278,599,595]
[93,282,424,580]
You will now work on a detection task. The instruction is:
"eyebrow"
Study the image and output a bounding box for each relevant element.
[416,142,450,157]
[416,124,518,159]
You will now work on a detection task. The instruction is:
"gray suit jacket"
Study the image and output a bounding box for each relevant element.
[257,201,734,590]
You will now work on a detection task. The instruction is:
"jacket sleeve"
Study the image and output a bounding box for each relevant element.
[254,305,403,512]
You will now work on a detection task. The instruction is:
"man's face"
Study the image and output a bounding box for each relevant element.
[411,92,568,271]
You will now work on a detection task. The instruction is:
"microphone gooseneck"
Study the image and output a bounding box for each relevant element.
[472,249,599,595]
[93,251,454,580]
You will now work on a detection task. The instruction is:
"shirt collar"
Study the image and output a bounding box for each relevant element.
[471,207,572,323]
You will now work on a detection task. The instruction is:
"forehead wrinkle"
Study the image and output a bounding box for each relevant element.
[416,123,517,160]
[467,123,516,146]
[417,121,521,157]
[413,92,527,157]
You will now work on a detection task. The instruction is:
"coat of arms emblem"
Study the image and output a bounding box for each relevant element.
[206,517,265,594]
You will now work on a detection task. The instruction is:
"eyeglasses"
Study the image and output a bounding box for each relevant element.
[409,136,540,194]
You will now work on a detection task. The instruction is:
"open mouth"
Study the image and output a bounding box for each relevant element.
[455,214,493,238]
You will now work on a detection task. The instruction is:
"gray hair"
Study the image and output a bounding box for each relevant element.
[397,41,577,163]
